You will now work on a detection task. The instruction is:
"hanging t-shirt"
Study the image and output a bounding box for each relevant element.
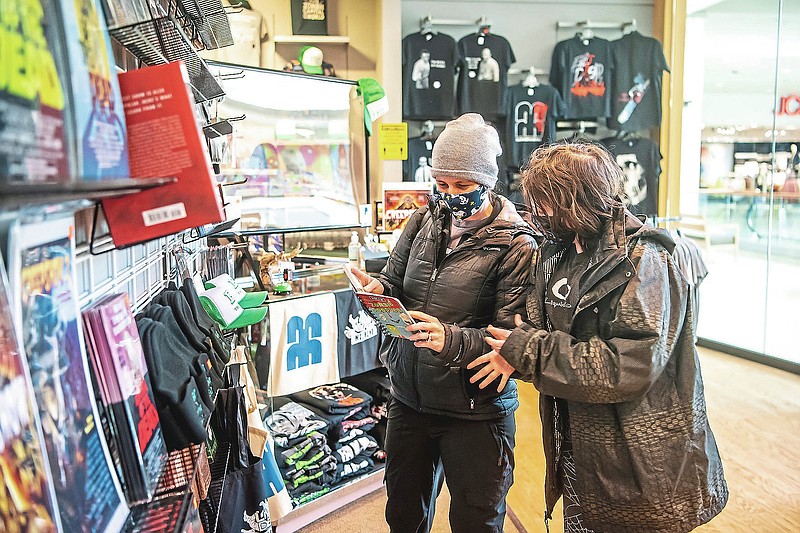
[402,32,460,120]
[549,35,614,119]
[603,137,662,216]
[200,3,268,67]
[334,290,381,377]
[607,31,669,132]
[403,137,435,182]
[456,32,516,121]
[504,83,567,169]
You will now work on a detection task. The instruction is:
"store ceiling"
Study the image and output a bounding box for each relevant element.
[691,0,800,96]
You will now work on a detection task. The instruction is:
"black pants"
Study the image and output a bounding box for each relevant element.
[384,398,515,533]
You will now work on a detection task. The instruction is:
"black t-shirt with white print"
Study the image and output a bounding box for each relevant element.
[504,83,567,169]
[457,32,516,121]
[602,137,662,216]
[403,136,435,182]
[550,35,615,120]
[607,31,670,132]
[545,243,590,333]
[402,31,460,120]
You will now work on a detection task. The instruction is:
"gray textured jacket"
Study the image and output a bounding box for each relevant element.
[377,193,535,419]
[501,208,728,532]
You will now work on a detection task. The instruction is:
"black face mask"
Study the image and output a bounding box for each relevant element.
[531,214,573,244]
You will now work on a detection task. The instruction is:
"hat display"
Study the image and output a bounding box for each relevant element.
[299,45,324,74]
[204,273,268,308]
[199,285,268,330]
[430,113,502,189]
[357,78,389,136]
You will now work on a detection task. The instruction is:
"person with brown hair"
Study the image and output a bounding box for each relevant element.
[468,142,728,532]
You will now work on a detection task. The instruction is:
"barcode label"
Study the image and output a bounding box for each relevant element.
[142,202,187,227]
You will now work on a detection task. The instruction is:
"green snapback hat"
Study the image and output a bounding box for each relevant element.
[199,285,267,330]
[204,273,268,308]
[299,46,324,75]
[357,77,388,136]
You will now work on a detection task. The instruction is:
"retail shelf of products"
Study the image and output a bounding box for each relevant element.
[0,177,178,210]
[272,35,351,44]
[108,16,225,103]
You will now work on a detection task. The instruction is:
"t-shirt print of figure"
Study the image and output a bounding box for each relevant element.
[478,48,500,81]
[571,52,605,97]
[412,50,431,89]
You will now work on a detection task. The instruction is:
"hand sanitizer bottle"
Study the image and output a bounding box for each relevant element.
[348,231,360,264]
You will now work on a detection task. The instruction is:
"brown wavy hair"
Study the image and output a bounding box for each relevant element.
[520,142,623,239]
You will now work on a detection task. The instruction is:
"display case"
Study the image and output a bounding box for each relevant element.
[208,62,369,234]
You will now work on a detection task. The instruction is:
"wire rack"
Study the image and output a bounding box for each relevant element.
[176,0,234,50]
[109,15,224,103]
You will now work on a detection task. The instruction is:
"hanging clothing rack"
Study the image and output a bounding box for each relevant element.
[556,18,637,31]
[419,15,491,27]
[508,67,549,76]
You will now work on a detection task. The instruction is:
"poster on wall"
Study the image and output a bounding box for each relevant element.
[382,182,433,232]
[9,218,129,533]
[0,254,62,532]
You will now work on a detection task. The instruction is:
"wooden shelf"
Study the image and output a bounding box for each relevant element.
[272,35,350,44]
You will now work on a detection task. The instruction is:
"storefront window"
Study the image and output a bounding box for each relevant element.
[682,0,799,363]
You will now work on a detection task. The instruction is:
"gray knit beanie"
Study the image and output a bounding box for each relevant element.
[430,113,502,189]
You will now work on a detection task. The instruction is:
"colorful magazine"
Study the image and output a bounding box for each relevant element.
[0,0,72,183]
[342,264,416,340]
[9,217,129,533]
[0,254,61,532]
[58,0,131,180]
[85,293,167,503]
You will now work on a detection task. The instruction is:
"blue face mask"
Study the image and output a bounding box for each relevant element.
[435,186,487,220]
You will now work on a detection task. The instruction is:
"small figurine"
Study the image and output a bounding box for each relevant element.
[259,244,304,294]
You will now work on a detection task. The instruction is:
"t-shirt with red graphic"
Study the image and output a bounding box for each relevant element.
[456,32,516,121]
[607,31,669,132]
[550,35,615,119]
[503,83,567,168]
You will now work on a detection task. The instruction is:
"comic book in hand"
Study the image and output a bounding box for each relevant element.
[83,293,167,503]
[342,264,416,340]
[100,61,224,247]
[0,253,61,532]
[9,217,129,533]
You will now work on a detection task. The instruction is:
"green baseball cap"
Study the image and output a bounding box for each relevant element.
[357,78,388,136]
[204,273,268,308]
[199,285,268,330]
[299,46,324,75]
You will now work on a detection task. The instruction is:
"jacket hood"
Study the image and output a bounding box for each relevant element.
[622,209,676,254]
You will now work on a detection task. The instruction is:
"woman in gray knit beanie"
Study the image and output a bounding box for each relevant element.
[350,113,536,532]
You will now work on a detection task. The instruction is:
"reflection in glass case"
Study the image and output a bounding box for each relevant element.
[209,62,368,233]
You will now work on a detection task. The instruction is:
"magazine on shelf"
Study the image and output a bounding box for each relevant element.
[8,217,129,533]
[0,254,62,532]
[83,293,167,503]
[342,264,416,340]
[100,61,225,247]
[0,0,72,183]
[58,0,131,180]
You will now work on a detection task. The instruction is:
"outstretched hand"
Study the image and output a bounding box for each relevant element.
[464,315,524,393]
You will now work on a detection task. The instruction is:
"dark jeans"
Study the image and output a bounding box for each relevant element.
[384,398,516,533]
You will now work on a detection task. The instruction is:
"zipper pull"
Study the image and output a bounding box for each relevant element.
[469,398,475,410]
[430,268,438,281]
